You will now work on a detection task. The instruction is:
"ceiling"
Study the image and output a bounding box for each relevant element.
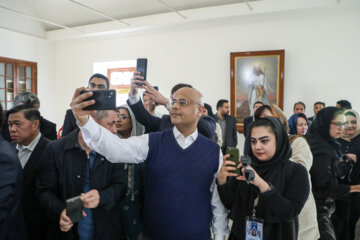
[0,0,255,31]
[0,0,359,40]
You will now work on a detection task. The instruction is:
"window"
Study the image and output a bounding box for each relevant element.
[0,57,37,110]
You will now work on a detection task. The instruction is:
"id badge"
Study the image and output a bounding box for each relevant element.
[245,216,264,240]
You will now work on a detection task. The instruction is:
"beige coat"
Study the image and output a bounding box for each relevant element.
[290,137,320,240]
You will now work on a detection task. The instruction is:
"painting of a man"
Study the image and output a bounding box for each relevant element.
[232,51,283,126]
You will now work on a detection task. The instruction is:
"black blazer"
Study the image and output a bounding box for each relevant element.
[127,99,215,139]
[22,135,50,240]
[2,116,57,141]
[61,109,77,137]
[0,136,27,240]
[214,113,238,148]
[36,130,125,240]
[243,116,254,137]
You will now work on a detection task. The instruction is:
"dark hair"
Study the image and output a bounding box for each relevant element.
[345,111,356,118]
[253,101,263,108]
[88,73,110,89]
[254,105,273,120]
[216,99,229,110]
[336,100,352,110]
[0,103,4,131]
[314,101,325,108]
[293,101,306,110]
[204,103,214,118]
[14,92,40,108]
[171,83,193,95]
[297,113,308,122]
[7,104,41,123]
[249,118,277,138]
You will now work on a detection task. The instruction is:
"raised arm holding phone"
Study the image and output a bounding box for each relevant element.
[70,85,229,240]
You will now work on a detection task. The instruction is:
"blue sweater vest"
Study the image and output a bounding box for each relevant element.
[143,129,220,240]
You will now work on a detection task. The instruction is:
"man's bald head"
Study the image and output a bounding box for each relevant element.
[172,87,204,106]
[170,87,205,135]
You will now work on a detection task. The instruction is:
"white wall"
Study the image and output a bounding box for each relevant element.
[0,28,56,125]
[54,10,360,148]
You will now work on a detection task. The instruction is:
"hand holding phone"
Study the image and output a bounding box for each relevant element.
[66,195,83,223]
[80,90,116,110]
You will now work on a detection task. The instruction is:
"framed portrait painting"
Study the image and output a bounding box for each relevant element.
[230,50,285,133]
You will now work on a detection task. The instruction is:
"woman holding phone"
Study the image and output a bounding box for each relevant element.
[217,117,310,240]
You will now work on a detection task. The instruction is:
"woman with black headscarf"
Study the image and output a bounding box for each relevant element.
[307,107,360,240]
[217,117,310,240]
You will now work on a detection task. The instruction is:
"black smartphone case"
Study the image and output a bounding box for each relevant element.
[66,196,83,223]
[136,58,147,85]
[81,90,116,110]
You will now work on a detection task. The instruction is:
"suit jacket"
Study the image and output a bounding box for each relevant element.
[2,116,57,141]
[243,116,254,137]
[61,109,77,137]
[214,113,238,148]
[0,136,27,240]
[308,116,315,122]
[37,130,125,240]
[127,99,215,139]
[22,136,50,240]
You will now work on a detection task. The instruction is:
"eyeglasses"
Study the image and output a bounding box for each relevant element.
[348,120,357,125]
[118,114,130,120]
[89,83,106,89]
[171,98,201,107]
[331,121,347,127]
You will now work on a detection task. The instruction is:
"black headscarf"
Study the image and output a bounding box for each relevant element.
[306,107,342,156]
[240,117,292,223]
[245,117,292,178]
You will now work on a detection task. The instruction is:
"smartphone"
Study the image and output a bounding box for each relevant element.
[66,195,83,223]
[136,58,147,86]
[226,147,240,175]
[80,89,116,110]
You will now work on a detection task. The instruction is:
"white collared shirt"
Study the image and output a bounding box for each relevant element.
[16,132,41,168]
[79,117,229,239]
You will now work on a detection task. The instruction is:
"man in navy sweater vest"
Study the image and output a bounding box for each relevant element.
[71,83,229,240]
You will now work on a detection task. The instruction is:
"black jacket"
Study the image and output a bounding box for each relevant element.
[61,109,77,137]
[22,135,50,240]
[0,136,27,240]
[243,116,253,137]
[2,115,57,141]
[36,130,125,240]
[214,113,238,147]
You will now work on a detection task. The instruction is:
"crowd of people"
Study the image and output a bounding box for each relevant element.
[0,72,359,240]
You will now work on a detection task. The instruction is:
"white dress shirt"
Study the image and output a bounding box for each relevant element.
[79,117,229,239]
[16,132,41,168]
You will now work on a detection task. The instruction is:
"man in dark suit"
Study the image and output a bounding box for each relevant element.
[308,101,325,122]
[1,92,57,141]
[0,103,27,240]
[7,105,50,240]
[61,73,110,137]
[37,109,125,240]
[214,99,238,154]
[243,101,263,137]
